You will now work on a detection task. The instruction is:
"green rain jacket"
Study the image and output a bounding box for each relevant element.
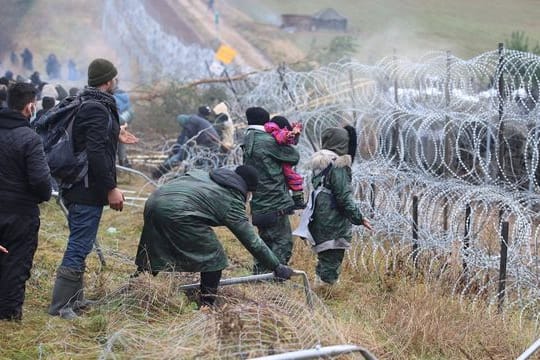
[242,126,300,214]
[135,168,280,272]
[308,150,364,253]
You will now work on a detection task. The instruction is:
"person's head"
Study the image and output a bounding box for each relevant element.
[4,70,13,81]
[69,87,79,96]
[270,115,292,130]
[87,58,118,94]
[198,105,211,119]
[321,125,358,162]
[246,107,269,125]
[42,96,55,111]
[235,165,258,201]
[7,82,37,119]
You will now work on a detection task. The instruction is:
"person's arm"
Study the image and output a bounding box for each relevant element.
[223,200,280,270]
[25,132,52,202]
[328,167,364,225]
[267,139,300,165]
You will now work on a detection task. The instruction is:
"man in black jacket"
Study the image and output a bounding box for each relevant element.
[48,58,128,319]
[0,82,52,321]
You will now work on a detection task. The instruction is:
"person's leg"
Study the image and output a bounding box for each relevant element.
[199,270,222,306]
[316,249,345,284]
[0,214,39,321]
[49,204,103,318]
[253,214,293,274]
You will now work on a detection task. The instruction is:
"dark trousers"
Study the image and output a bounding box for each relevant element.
[253,214,293,274]
[200,270,222,306]
[0,213,40,320]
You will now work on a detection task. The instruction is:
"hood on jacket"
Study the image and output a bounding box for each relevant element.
[41,83,58,99]
[0,108,30,130]
[321,127,350,156]
[310,149,351,172]
[209,167,248,199]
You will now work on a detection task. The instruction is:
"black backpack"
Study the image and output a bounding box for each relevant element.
[33,95,105,188]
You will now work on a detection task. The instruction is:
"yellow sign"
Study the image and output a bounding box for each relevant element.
[215,44,237,65]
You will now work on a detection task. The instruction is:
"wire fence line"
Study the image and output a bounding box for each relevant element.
[186,48,540,320]
[120,47,540,320]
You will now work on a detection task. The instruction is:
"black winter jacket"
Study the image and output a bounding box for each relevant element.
[0,108,52,216]
[62,87,120,206]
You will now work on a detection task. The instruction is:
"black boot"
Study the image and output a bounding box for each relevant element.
[199,270,222,307]
[73,274,96,311]
[48,266,83,320]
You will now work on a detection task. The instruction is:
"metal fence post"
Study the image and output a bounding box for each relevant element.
[498,215,509,312]
[412,195,419,265]
[462,205,472,275]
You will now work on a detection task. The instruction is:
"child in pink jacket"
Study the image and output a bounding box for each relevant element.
[264,116,305,209]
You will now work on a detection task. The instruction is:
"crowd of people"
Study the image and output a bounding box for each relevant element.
[0,57,372,322]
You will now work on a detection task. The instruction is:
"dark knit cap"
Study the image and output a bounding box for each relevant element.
[88,58,118,87]
[235,165,259,192]
[198,105,211,118]
[42,96,55,110]
[246,107,270,125]
[270,115,292,130]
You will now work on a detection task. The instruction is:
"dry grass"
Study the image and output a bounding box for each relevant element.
[0,174,538,359]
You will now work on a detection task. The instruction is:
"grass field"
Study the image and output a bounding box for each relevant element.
[224,0,540,61]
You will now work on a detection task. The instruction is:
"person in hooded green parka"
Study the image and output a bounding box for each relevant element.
[241,107,300,274]
[135,165,294,306]
[301,126,372,285]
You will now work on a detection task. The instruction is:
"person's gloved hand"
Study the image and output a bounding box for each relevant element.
[273,264,294,280]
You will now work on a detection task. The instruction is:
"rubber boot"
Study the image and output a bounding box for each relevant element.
[73,275,96,311]
[48,266,83,320]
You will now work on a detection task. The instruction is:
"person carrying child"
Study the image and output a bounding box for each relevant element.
[264,116,305,209]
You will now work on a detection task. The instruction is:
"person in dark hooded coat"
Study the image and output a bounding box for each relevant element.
[294,125,372,285]
[135,165,294,306]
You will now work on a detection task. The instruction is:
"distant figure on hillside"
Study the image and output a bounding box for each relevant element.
[67,59,80,81]
[10,51,18,67]
[30,71,43,88]
[20,48,33,71]
[46,54,61,79]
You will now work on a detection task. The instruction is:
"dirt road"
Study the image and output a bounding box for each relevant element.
[167,0,274,70]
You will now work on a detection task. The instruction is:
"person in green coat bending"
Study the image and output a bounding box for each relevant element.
[134,165,294,306]
[295,126,372,285]
[242,107,300,274]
